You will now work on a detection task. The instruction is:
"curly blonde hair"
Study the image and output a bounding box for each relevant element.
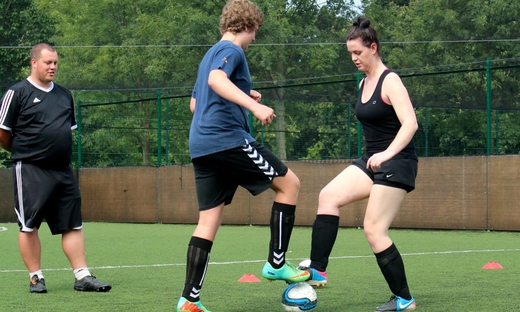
[219,0,264,35]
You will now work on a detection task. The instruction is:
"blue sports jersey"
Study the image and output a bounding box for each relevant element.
[189,40,256,159]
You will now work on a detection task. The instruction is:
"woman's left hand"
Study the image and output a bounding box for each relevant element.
[367,151,392,171]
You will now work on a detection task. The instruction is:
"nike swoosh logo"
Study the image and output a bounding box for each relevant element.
[33,98,41,103]
[290,271,310,279]
[386,174,393,178]
[398,301,412,309]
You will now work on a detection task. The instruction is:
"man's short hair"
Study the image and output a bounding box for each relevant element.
[30,43,56,61]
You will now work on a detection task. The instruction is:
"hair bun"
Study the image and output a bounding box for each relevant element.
[353,16,370,29]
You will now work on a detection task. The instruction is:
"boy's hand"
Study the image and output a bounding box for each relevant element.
[251,104,276,126]
[250,90,262,103]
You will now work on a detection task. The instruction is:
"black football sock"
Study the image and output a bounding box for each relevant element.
[375,243,411,300]
[268,202,296,269]
[309,214,339,272]
[181,236,213,302]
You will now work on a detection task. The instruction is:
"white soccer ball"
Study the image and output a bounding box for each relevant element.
[298,259,311,268]
[281,282,317,312]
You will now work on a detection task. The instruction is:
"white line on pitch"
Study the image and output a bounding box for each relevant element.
[1,248,519,274]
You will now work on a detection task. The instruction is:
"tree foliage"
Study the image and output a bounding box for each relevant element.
[0,0,56,89]
[248,0,357,159]
[0,0,57,167]
[2,0,519,168]
[35,0,216,165]
[365,0,520,155]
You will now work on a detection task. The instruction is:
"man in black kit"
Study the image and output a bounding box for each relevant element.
[0,43,111,293]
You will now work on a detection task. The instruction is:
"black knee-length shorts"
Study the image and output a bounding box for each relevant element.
[13,161,82,234]
[192,141,288,210]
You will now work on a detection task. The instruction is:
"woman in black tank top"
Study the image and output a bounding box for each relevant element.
[301,16,418,311]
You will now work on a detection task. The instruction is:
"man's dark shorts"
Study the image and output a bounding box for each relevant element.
[13,161,82,234]
[192,141,288,210]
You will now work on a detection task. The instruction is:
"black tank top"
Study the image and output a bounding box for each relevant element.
[355,70,416,159]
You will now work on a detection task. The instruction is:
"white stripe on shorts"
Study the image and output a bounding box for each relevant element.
[14,161,33,232]
[242,143,278,180]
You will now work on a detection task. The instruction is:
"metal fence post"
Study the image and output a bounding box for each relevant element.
[157,90,162,166]
[165,97,170,165]
[347,102,351,158]
[425,107,429,157]
[77,99,82,168]
[495,110,499,155]
[486,59,492,155]
[356,71,362,157]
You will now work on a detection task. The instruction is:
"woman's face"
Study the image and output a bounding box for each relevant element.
[346,37,376,72]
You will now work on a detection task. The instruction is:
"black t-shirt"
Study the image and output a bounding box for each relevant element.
[0,78,77,168]
[355,70,416,159]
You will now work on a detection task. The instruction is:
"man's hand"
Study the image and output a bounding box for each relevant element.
[251,103,276,126]
[0,128,12,152]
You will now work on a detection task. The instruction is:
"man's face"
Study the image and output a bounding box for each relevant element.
[32,49,58,85]
[242,26,258,50]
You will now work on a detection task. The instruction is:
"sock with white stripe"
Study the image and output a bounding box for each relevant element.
[268,202,296,269]
[181,236,212,302]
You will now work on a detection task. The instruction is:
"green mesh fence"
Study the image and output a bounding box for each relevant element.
[68,62,519,167]
[74,94,192,167]
[2,62,519,168]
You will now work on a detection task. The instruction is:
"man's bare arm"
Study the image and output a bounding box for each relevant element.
[0,129,12,152]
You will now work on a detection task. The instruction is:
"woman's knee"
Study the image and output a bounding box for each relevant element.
[363,222,387,246]
[316,187,342,215]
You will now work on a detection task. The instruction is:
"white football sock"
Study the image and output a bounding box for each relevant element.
[29,270,44,279]
[73,268,91,280]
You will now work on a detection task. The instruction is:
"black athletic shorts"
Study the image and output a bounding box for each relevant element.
[352,154,418,192]
[13,161,82,235]
[192,141,288,210]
